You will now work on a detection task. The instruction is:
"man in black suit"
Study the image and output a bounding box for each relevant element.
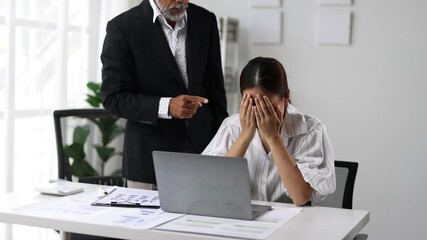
[101,0,228,189]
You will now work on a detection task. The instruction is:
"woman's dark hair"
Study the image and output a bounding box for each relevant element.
[240,57,289,98]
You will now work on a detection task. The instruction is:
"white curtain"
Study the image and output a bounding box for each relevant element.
[0,0,138,239]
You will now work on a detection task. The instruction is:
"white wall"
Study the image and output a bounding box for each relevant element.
[193,0,427,239]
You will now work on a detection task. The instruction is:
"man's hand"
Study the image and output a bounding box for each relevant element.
[169,95,209,119]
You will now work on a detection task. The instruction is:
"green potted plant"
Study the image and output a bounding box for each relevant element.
[63,82,124,178]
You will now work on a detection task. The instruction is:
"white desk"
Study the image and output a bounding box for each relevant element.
[0,183,369,240]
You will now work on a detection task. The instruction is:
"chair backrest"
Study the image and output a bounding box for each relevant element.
[320,160,358,209]
[53,109,126,187]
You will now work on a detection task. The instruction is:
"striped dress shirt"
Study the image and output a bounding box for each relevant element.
[202,104,336,205]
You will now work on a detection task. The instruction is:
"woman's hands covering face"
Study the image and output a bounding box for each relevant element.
[239,94,256,140]
[240,94,285,142]
[254,95,284,142]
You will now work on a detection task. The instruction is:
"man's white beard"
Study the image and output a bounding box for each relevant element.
[155,0,188,22]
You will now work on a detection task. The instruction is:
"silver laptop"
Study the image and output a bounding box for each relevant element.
[152,151,271,220]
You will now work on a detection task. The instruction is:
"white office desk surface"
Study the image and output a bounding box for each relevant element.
[0,183,370,240]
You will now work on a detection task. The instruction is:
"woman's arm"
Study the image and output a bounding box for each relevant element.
[254,95,313,206]
[226,95,256,157]
[266,135,313,206]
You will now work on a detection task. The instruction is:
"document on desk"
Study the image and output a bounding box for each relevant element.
[91,187,160,208]
[13,187,182,229]
[155,206,302,239]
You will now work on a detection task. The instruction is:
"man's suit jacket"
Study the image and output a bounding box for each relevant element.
[101,0,228,183]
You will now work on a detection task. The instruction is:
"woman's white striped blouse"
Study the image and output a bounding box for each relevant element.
[202,104,336,205]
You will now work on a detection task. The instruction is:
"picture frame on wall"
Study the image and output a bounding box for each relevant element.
[250,9,282,44]
[316,10,352,45]
[250,0,281,8]
[318,0,352,5]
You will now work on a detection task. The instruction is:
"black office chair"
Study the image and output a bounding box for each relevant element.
[54,109,125,240]
[320,161,368,240]
[54,109,126,186]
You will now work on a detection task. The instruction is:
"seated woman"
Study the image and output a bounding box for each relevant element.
[203,57,336,206]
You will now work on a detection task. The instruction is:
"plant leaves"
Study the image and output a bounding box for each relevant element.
[86,82,102,107]
[86,94,102,108]
[63,143,86,161]
[88,116,124,145]
[87,82,100,92]
[73,125,90,145]
[103,124,125,145]
[94,145,116,162]
[71,158,97,177]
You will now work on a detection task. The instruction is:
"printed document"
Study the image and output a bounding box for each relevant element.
[13,188,182,229]
[155,206,302,239]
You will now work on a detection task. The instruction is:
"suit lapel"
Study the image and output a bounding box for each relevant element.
[136,0,187,91]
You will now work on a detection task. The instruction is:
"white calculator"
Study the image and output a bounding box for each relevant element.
[35,182,84,196]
